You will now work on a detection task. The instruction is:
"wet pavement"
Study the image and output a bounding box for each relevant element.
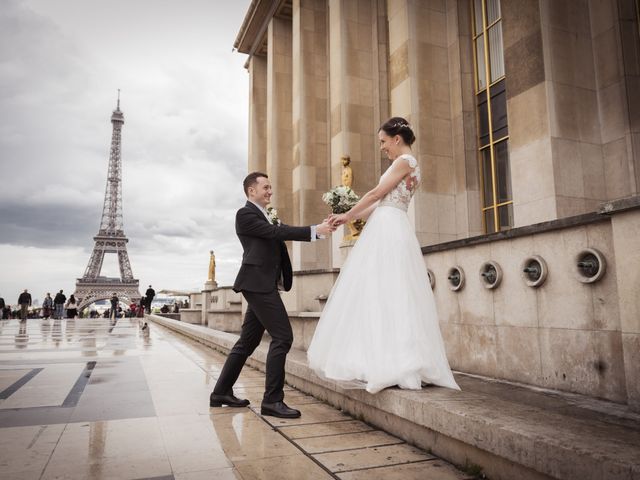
[0,318,473,479]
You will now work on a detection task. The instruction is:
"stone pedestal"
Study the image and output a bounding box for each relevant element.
[201,280,217,326]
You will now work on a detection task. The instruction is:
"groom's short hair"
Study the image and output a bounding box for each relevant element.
[243,172,268,196]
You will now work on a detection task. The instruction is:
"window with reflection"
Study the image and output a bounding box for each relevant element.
[472,0,513,233]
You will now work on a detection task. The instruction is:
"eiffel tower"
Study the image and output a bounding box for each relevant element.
[75,91,141,311]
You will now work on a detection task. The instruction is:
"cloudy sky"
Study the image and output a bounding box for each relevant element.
[0,0,253,305]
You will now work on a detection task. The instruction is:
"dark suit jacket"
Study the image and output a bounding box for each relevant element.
[18,293,32,305]
[233,201,312,293]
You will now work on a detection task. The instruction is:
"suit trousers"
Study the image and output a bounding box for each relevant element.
[213,289,293,403]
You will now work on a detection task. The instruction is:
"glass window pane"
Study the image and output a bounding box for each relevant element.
[487,0,501,24]
[484,208,496,234]
[475,34,486,90]
[494,141,512,203]
[477,92,490,147]
[488,22,504,82]
[490,80,508,137]
[498,204,513,231]
[474,0,484,33]
[482,148,493,207]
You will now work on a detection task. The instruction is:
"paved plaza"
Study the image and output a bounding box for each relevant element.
[0,318,473,479]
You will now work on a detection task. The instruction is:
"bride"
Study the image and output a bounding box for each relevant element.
[307,117,460,394]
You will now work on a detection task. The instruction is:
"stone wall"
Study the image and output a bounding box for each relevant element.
[281,200,640,409]
[431,214,625,403]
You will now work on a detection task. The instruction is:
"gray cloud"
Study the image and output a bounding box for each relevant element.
[0,0,252,301]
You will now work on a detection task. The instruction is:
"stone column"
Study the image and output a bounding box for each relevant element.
[291,0,331,271]
[248,55,267,174]
[328,0,387,267]
[502,0,556,226]
[590,0,640,200]
[266,16,293,223]
[387,0,463,245]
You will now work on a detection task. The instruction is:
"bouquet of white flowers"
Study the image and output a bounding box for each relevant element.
[322,185,360,214]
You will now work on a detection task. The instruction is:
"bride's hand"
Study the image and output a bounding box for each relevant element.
[329,213,349,227]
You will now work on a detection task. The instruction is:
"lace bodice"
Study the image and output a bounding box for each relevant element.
[379,154,421,211]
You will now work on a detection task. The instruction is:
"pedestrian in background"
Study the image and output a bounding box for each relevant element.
[18,289,32,321]
[66,294,78,319]
[110,293,119,320]
[53,290,66,319]
[138,296,145,317]
[42,293,53,319]
[145,285,155,313]
[0,296,5,319]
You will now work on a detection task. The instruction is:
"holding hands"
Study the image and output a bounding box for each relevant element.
[316,218,338,237]
[328,213,350,227]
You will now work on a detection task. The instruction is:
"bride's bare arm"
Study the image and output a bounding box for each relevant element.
[357,201,379,220]
[339,158,413,223]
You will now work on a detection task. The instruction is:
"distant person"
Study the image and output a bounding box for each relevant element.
[184,299,189,309]
[160,304,169,314]
[110,293,119,320]
[129,302,138,318]
[66,294,78,319]
[18,289,32,321]
[42,293,53,319]
[0,296,5,319]
[138,296,146,317]
[53,290,66,319]
[172,303,179,314]
[145,285,155,313]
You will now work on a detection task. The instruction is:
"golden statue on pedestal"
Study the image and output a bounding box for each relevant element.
[208,250,216,283]
[341,155,364,241]
[341,155,353,188]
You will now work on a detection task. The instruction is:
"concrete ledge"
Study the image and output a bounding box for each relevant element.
[147,315,640,480]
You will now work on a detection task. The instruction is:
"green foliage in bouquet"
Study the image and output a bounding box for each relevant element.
[322,185,360,214]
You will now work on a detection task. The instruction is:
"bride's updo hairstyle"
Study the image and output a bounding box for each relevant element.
[379,117,416,146]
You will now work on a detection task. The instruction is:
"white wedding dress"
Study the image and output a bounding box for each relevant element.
[307,154,460,393]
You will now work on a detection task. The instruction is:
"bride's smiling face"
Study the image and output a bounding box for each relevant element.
[378,130,400,159]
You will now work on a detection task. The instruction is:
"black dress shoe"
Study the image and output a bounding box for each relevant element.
[209,393,250,408]
[260,401,301,418]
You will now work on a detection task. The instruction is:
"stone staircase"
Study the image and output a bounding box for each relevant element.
[147,315,640,480]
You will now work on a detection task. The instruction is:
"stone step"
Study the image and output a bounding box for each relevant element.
[146,315,640,480]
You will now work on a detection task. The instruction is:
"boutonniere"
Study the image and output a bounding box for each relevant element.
[266,206,281,225]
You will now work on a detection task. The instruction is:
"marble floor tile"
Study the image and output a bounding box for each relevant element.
[209,414,300,462]
[234,454,333,480]
[174,467,243,480]
[295,430,403,454]
[0,424,65,475]
[278,420,374,439]
[41,455,174,480]
[313,443,435,473]
[0,363,85,409]
[0,368,35,393]
[337,459,475,480]
[255,402,351,427]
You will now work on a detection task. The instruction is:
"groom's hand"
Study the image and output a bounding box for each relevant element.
[316,219,335,237]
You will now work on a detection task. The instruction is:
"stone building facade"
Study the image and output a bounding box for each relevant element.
[232,0,640,410]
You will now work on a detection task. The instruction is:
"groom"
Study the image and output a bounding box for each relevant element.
[210,172,333,418]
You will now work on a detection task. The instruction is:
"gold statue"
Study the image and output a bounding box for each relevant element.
[208,250,216,282]
[341,155,353,188]
[340,155,364,241]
